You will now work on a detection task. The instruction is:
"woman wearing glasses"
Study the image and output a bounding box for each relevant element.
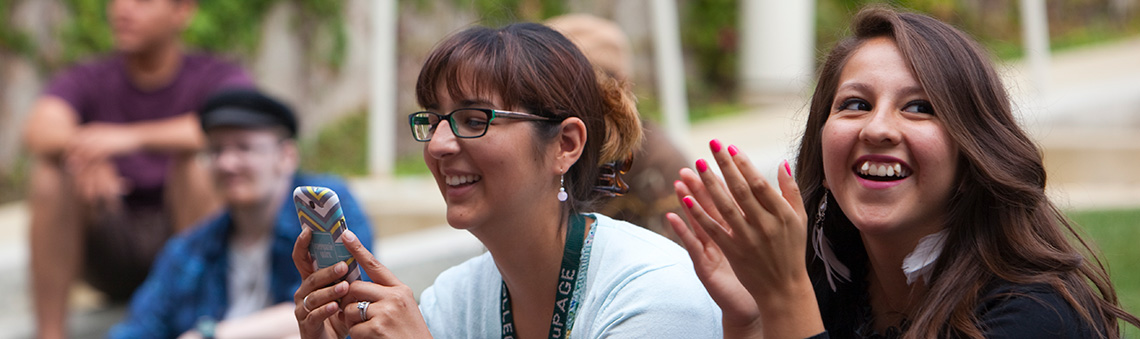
[290,23,722,339]
[669,6,1140,339]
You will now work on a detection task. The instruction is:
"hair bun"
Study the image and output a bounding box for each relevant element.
[596,70,643,164]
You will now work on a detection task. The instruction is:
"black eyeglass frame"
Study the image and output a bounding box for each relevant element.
[408,108,556,142]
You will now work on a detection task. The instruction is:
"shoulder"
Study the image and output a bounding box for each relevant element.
[55,56,120,79]
[573,214,722,337]
[182,53,253,89]
[975,282,1103,338]
[45,56,120,96]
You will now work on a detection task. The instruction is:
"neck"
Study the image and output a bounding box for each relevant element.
[230,179,292,246]
[230,201,277,246]
[471,206,572,338]
[862,229,937,330]
[123,41,184,91]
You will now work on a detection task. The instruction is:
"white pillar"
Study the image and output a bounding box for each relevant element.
[1020,0,1051,95]
[739,0,815,103]
[651,0,690,143]
[369,0,398,178]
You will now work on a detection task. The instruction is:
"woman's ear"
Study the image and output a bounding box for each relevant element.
[555,117,587,172]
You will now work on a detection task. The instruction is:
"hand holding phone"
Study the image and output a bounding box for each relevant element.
[294,186,361,282]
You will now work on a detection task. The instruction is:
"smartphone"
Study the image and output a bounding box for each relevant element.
[293,186,361,282]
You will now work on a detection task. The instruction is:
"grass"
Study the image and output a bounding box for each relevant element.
[1069,208,1140,336]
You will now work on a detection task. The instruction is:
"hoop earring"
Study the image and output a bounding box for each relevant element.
[557,174,568,202]
[812,190,850,291]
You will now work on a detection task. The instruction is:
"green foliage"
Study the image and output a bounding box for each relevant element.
[0,154,30,205]
[405,0,567,26]
[1069,208,1140,336]
[49,0,347,69]
[182,0,277,55]
[680,0,738,103]
[0,2,35,58]
[815,0,1140,61]
[59,0,113,65]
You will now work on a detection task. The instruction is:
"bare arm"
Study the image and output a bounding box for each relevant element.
[63,113,205,170]
[22,96,80,159]
[23,95,205,163]
[123,112,206,153]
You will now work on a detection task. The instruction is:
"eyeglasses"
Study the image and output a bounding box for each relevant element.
[408,108,555,142]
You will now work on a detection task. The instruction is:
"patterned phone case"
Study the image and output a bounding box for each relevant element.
[293,186,361,282]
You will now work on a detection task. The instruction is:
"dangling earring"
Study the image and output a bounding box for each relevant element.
[812,190,850,291]
[557,174,568,202]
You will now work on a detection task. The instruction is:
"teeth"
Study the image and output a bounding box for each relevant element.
[445,174,481,186]
[857,161,910,178]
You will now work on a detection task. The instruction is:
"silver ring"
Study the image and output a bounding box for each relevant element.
[302,295,313,312]
[357,301,371,321]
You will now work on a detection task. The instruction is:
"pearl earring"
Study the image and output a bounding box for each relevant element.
[557,174,568,202]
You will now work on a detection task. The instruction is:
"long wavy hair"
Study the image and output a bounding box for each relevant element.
[795,6,1140,338]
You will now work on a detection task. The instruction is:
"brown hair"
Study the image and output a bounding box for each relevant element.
[415,23,642,216]
[796,6,1139,338]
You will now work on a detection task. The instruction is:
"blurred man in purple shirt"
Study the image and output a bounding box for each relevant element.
[21,0,252,337]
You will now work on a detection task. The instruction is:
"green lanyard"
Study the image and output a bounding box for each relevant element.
[500,213,586,339]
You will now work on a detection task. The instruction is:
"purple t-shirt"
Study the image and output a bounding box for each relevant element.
[45,53,253,193]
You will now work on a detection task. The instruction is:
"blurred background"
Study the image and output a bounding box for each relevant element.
[1,0,1138,337]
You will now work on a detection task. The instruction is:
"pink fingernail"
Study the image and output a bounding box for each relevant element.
[342,230,356,243]
[783,160,792,176]
[728,145,739,156]
[683,196,694,208]
[325,303,338,312]
[696,159,708,173]
[709,139,722,152]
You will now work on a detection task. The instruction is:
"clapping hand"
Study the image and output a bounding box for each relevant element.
[670,140,823,339]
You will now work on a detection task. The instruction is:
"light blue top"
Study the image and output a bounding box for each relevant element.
[418,213,723,338]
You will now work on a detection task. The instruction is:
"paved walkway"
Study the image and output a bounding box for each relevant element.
[1,36,1138,339]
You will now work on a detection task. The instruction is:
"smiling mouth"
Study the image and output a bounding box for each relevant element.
[445,174,482,187]
[854,160,911,182]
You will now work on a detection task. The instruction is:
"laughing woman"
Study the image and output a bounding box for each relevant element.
[291,23,721,339]
[669,6,1140,339]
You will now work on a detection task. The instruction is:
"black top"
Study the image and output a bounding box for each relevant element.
[810,280,1103,339]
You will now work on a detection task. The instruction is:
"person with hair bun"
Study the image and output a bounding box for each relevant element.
[668,5,1140,339]
[291,22,722,339]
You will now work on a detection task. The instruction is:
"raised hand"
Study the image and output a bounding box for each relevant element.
[292,228,351,339]
[667,175,761,337]
[676,139,823,339]
[338,230,432,339]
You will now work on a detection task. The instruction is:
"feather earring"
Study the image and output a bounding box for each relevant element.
[812,191,851,292]
[902,229,948,285]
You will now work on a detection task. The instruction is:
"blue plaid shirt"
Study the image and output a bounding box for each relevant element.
[109,173,374,339]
